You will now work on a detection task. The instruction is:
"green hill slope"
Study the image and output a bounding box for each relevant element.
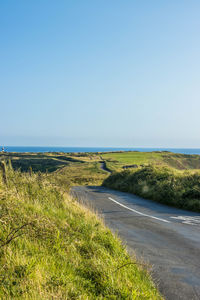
[0,164,162,299]
[103,166,200,212]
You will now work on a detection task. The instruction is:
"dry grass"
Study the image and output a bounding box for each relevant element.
[0,164,162,299]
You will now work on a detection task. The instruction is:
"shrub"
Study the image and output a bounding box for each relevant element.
[103,166,200,212]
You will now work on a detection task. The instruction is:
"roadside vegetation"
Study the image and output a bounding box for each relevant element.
[2,151,200,185]
[1,151,200,212]
[103,166,200,212]
[0,162,162,299]
[1,150,200,297]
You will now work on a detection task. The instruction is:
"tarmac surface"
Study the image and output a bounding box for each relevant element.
[71,185,200,300]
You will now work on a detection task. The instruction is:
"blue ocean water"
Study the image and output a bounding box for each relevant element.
[1,146,200,155]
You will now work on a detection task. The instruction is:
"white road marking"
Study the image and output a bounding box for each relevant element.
[108,197,171,223]
[170,216,200,226]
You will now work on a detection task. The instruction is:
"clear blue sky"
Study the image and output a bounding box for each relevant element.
[1,1,200,147]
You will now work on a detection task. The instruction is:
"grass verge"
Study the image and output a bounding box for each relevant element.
[103,166,200,212]
[0,164,162,299]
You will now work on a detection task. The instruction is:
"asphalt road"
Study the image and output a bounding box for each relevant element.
[71,186,200,300]
[99,162,111,173]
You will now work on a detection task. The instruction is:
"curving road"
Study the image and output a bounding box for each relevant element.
[71,186,200,300]
[99,161,111,173]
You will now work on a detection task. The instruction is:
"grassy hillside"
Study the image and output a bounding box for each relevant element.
[55,160,108,186]
[0,164,162,299]
[0,152,108,186]
[2,151,200,187]
[103,166,200,212]
[2,150,200,212]
[102,151,200,172]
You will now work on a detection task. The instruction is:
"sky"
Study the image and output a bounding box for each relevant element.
[0,0,200,147]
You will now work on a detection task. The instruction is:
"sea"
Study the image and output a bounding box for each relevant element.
[1,146,200,155]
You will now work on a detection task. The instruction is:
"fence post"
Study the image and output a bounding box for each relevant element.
[0,161,7,185]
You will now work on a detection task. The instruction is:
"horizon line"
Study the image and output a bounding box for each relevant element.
[2,146,200,149]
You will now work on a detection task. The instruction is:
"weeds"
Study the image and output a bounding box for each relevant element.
[103,166,200,212]
[0,163,162,299]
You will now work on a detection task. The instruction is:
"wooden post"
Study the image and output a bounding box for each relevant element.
[29,166,33,176]
[0,161,7,185]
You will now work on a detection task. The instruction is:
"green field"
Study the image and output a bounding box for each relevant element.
[1,150,200,190]
[102,151,200,172]
[2,151,200,184]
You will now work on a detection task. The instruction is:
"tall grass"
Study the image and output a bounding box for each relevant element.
[103,166,200,212]
[0,163,162,299]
